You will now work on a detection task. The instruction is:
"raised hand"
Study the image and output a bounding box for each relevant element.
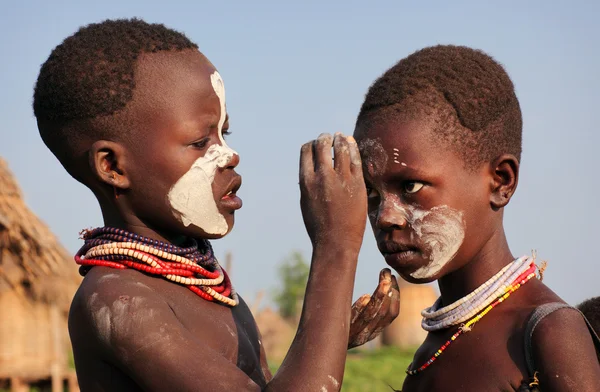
[299,132,367,252]
[348,268,400,349]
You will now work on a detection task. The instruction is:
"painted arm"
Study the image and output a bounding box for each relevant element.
[532,307,600,391]
[264,133,368,391]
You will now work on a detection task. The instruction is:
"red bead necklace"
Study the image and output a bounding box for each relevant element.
[75,228,238,306]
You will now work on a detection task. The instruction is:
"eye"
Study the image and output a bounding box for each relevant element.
[404,182,424,194]
[222,130,232,139]
[192,138,210,149]
[366,186,379,199]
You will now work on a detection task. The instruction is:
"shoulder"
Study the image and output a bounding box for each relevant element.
[69,267,170,349]
[529,302,600,391]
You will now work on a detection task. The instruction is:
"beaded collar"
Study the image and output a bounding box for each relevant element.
[75,227,238,306]
[406,256,540,375]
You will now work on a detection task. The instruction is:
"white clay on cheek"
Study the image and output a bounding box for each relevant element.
[408,205,465,278]
[167,71,237,235]
[376,194,465,279]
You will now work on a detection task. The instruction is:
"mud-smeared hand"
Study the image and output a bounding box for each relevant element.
[299,133,367,252]
[348,268,400,349]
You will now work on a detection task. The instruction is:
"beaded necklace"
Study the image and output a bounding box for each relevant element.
[406,258,538,376]
[75,227,238,306]
[421,256,532,331]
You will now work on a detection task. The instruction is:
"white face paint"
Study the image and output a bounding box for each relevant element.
[167,71,238,235]
[382,195,465,279]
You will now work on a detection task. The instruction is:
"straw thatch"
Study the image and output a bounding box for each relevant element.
[0,157,81,382]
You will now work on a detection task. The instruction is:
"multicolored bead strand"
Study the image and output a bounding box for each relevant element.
[406,261,537,376]
[75,227,238,306]
[421,256,534,331]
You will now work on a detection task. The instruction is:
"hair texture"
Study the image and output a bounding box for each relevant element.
[34,18,197,122]
[579,297,600,334]
[578,297,600,360]
[356,45,522,168]
[33,18,199,177]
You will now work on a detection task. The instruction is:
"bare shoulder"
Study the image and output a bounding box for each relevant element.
[525,283,600,391]
[69,267,171,353]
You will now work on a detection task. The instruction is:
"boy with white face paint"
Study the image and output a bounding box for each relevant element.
[349,45,600,391]
[33,19,400,391]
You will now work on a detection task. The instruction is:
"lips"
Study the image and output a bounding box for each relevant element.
[377,240,419,255]
[220,176,243,210]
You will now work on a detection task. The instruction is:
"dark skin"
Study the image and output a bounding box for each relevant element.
[68,49,399,391]
[354,116,600,391]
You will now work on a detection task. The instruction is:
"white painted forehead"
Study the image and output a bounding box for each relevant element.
[210,71,225,100]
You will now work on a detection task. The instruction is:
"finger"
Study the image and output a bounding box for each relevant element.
[349,290,392,348]
[313,133,333,171]
[333,132,351,177]
[348,270,392,338]
[366,275,400,342]
[361,291,393,343]
[299,141,314,187]
[350,294,371,324]
[388,274,400,320]
[347,135,362,173]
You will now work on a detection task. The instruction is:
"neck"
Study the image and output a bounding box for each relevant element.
[99,201,188,246]
[437,226,515,306]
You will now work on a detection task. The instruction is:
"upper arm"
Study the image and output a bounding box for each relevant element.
[80,274,262,392]
[532,307,600,392]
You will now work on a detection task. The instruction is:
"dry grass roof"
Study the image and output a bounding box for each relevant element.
[0,157,80,311]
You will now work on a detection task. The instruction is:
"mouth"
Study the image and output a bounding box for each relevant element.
[220,176,243,210]
[378,240,421,266]
[378,240,419,255]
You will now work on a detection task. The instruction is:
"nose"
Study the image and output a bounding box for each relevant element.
[227,152,240,169]
[375,198,408,231]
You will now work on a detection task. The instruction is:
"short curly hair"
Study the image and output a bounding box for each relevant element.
[578,296,600,360]
[355,45,522,169]
[33,18,199,177]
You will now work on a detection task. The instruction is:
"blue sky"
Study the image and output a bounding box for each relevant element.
[1,0,598,306]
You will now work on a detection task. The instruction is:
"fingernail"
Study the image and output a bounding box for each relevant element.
[347,136,356,143]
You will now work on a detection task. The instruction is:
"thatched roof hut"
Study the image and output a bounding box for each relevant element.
[0,157,80,389]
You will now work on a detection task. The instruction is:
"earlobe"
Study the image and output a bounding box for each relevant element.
[490,154,519,210]
[89,141,131,191]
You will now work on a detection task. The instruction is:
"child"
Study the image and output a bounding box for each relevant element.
[33,19,399,391]
[351,45,600,391]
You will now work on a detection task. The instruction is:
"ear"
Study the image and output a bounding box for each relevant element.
[89,141,131,191]
[489,154,519,210]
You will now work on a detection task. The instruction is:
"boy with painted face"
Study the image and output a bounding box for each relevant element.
[351,45,600,390]
[33,19,399,391]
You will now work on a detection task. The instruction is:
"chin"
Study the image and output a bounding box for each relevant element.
[383,251,445,284]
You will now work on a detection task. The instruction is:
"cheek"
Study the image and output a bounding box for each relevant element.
[409,206,466,279]
[166,145,233,235]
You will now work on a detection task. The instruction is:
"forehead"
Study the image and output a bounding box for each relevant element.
[130,50,221,124]
[355,116,464,179]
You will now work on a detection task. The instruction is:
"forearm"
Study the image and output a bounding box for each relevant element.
[265,246,358,391]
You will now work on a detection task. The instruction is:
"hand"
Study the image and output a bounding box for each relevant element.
[348,268,400,349]
[299,133,367,251]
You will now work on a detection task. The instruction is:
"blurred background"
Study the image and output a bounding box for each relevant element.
[1,1,598,390]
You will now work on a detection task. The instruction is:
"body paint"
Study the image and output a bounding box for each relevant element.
[393,148,400,164]
[382,195,465,279]
[359,138,388,177]
[407,205,465,278]
[167,71,238,235]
